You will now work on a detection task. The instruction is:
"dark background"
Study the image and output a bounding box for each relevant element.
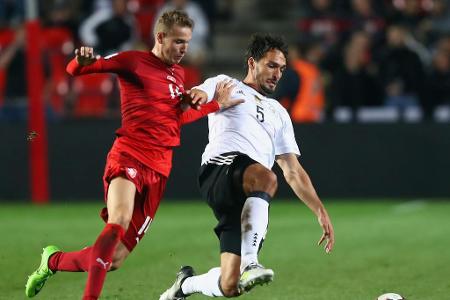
[1,120,449,201]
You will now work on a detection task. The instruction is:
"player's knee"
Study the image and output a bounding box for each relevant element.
[255,169,278,196]
[244,166,278,197]
[264,170,278,192]
[220,277,240,297]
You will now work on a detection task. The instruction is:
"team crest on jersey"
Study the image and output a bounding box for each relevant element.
[126,168,137,179]
[167,75,177,83]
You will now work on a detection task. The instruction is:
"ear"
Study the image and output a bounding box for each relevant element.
[156,32,165,44]
[248,57,255,70]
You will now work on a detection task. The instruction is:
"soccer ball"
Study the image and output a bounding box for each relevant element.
[377,293,405,300]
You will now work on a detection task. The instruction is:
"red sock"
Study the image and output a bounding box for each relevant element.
[48,247,92,272]
[82,223,125,300]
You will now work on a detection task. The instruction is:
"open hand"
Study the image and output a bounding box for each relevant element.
[75,46,99,66]
[214,80,244,110]
[317,208,335,253]
[183,89,208,110]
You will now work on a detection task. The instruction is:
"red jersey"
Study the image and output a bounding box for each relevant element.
[67,51,218,177]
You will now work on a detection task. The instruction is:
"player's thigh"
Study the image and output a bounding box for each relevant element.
[220,252,241,296]
[107,176,136,228]
[199,164,236,211]
[121,170,167,252]
[199,154,257,210]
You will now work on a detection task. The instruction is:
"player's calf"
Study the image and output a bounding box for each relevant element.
[109,242,130,271]
[219,276,240,297]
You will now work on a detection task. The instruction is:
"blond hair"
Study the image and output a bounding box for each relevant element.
[154,10,194,35]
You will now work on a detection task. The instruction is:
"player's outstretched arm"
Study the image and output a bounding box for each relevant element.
[185,79,244,110]
[276,153,335,253]
[180,80,244,125]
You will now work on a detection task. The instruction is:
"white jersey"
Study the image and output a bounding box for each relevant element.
[195,74,300,169]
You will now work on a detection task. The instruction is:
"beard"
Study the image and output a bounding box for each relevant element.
[260,83,275,95]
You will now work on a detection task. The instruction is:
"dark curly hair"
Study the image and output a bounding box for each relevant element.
[245,33,288,68]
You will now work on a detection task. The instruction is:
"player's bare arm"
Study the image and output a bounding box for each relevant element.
[74,46,99,66]
[276,153,335,253]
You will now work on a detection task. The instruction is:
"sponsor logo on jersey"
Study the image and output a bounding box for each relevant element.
[126,167,137,179]
[167,75,177,83]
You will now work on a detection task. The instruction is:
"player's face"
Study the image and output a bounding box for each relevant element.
[253,49,286,95]
[161,25,192,65]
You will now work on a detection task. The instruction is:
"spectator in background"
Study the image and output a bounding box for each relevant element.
[378,24,425,109]
[348,0,385,41]
[40,0,81,41]
[0,26,26,110]
[0,0,25,118]
[388,0,427,36]
[329,30,382,111]
[0,0,24,27]
[79,0,138,56]
[419,0,450,45]
[273,41,325,122]
[425,37,450,113]
[298,0,348,78]
[154,0,209,66]
[299,0,342,50]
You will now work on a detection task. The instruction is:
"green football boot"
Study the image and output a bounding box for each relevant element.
[239,263,274,294]
[25,245,60,298]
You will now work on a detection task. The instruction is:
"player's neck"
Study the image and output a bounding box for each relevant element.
[151,47,173,66]
[242,77,265,96]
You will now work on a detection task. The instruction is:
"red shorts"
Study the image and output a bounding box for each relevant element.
[101,151,167,252]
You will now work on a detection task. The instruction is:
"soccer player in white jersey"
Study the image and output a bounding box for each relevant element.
[160,34,335,299]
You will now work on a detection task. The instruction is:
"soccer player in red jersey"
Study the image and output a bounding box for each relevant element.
[25,10,241,300]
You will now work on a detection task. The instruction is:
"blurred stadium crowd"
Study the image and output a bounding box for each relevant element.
[0,0,449,122]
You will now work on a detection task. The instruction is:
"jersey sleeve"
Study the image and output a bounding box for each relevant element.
[275,106,301,156]
[66,51,136,76]
[192,74,229,102]
[180,100,220,125]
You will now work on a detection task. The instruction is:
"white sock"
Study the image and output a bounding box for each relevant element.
[240,196,269,272]
[181,267,224,297]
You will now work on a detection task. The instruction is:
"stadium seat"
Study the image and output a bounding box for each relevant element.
[0,29,15,108]
[72,73,114,117]
[183,65,202,90]
[130,0,164,46]
[41,28,74,115]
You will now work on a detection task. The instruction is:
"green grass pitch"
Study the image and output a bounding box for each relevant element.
[1,200,449,299]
